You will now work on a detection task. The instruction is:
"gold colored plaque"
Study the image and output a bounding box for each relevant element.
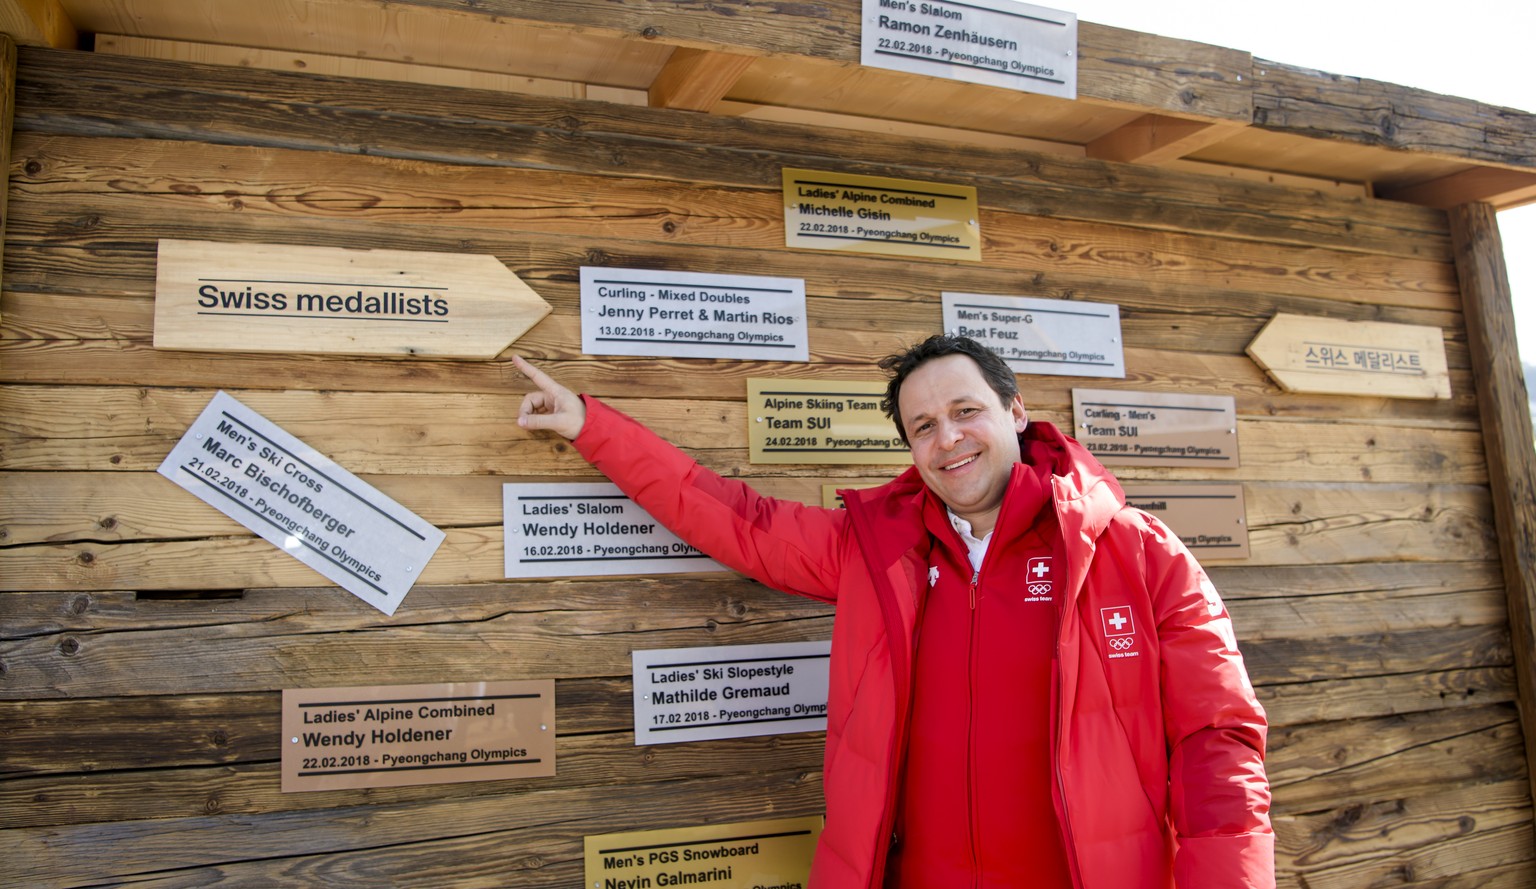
[783,167,980,260]
[281,680,555,792]
[749,379,911,465]
[1246,313,1450,399]
[1072,388,1239,467]
[585,815,823,889]
[1122,484,1250,560]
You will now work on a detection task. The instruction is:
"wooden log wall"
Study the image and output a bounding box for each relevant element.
[1,46,1532,887]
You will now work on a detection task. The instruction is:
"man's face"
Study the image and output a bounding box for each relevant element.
[897,353,1027,537]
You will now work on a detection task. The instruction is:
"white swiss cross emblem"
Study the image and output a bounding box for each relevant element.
[1100,606,1138,656]
[1026,557,1053,600]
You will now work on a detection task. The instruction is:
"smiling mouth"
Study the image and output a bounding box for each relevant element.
[941,454,978,472]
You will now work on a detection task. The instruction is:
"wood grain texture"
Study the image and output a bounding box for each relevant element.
[1,43,1528,887]
[1449,202,1536,840]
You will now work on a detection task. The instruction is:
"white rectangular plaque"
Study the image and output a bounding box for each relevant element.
[633,641,831,745]
[861,0,1078,99]
[504,482,727,578]
[944,292,1125,378]
[580,266,808,361]
[157,391,444,615]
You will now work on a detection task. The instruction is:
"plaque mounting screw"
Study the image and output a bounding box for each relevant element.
[291,737,298,743]
[756,417,763,423]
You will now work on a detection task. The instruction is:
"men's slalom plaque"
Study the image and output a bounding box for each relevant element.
[157,391,444,615]
[504,482,726,578]
[749,379,911,465]
[861,0,1078,99]
[944,292,1125,377]
[1072,388,1238,467]
[1122,484,1249,560]
[585,816,822,889]
[633,641,831,745]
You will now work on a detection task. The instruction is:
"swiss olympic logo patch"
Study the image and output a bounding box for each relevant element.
[1100,606,1139,658]
[1025,557,1053,601]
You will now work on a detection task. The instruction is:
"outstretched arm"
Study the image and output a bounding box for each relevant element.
[513,354,587,440]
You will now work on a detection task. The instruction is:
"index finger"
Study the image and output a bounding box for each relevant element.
[510,354,558,391]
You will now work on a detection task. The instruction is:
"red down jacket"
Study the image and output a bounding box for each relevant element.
[574,396,1275,889]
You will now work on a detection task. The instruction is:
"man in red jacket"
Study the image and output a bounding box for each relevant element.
[513,334,1274,888]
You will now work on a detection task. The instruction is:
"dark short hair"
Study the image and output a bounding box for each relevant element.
[878,334,1019,445]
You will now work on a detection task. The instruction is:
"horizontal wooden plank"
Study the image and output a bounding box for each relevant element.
[3,560,1501,636]
[0,280,1482,428]
[0,578,835,696]
[1243,625,1509,687]
[1252,61,1536,171]
[0,385,1490,482]
[1268,704,1526,811]
[1257,667,1515,728]
[1275,779,1535,886]
[0,728,825,830]
[0,767,823,888]
[1235,583,1508,643]
[1207,560,1504,601]
[0,471,893,546]
[0,579,1501,699]
[12,47,1455,258]
[0,252,1476,370]
[5,133,1459,310]
[0,476,1499,595]
[0,402,1493,540]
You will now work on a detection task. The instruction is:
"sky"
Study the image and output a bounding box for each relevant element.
[1066,0,1536,366]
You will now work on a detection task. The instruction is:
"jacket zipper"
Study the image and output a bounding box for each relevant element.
[968,568,981,889]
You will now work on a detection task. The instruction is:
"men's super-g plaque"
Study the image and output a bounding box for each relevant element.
[281,680,555,792]
[156,391,445,615]
[749,379,911,465]
[943,292,1125,378]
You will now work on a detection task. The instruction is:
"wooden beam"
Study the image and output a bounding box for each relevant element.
[0,0,75,48]
[1379,167,1536,211]
[1252,59,1536,171]
[1086,113,1244,164]
[1447,202,1536,836]
[0,34,12,295]
[648,47,755,112]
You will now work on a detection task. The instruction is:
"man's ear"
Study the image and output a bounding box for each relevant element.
[1011,395,1028,433]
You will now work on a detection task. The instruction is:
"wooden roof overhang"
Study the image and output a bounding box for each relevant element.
[1,0,1532,210]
